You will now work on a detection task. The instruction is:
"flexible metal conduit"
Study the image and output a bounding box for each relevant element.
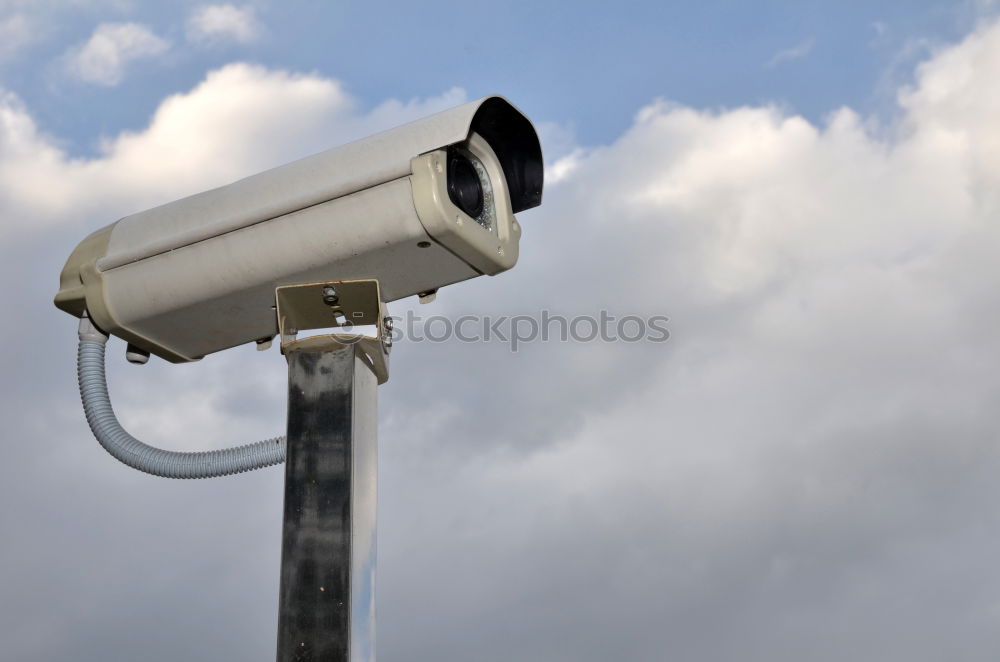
[76,315,286,478]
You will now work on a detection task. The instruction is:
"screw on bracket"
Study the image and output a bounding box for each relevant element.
[382,317,394,349]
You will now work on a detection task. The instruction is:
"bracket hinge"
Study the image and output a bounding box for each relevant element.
[275,279,391,384]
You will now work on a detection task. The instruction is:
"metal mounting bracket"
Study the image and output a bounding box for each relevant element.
[275,279,391,384]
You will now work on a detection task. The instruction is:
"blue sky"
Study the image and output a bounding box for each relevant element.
[4,1,996,155]
[4,2,1000,661]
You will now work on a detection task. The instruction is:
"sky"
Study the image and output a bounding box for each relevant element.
[2,1,1000,660]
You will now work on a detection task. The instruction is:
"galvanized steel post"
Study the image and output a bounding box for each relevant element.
[276,344,378,662]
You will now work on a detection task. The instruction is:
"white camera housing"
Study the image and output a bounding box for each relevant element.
[55,96,543,362]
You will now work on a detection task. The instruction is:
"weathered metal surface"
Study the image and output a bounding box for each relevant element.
[276,345,378,662]
[276,279,391,384]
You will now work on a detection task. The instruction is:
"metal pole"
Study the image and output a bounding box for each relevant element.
[276,344,378,662]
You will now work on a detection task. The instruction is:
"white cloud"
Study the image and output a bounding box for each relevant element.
[187,4,261,45]
[545,146,586,184]
[767,36,816,67]
[65,22,168,86]
[0,63,464,227]
[379,17,1000,660]
[3,16,1000,662]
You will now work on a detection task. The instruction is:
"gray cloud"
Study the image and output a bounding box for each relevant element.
[3,17,1000,662]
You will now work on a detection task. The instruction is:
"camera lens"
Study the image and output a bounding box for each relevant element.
[447,149,484,219]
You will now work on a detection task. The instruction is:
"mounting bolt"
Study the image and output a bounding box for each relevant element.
[382,316,394,349]
[322,285,339,305]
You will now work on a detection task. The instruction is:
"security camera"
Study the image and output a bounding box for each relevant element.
[57,98,544,660]
[54,95,543,363]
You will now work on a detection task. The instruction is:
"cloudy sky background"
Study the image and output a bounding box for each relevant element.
[2,1,1000,660]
